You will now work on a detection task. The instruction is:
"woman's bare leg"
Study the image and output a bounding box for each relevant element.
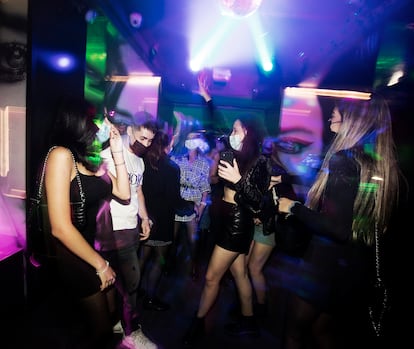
[230,253,253,316]
[197,245,238,317]
[248,242,274,304]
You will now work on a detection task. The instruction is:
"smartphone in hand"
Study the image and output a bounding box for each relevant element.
[220,150,234,165]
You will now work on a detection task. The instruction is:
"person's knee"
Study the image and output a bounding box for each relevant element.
[204,272,220,286]
[248,261,261,277]
[232,273,252,295]
[231,264,249,280]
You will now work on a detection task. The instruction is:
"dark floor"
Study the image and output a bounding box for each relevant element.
[4,231,284,349]
[2,229,400,349]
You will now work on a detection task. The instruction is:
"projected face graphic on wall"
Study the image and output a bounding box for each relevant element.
[0,0,28,252]
[277,92,324,200]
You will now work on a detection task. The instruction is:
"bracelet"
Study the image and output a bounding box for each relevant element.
[111,150,123,153]
[115,161,125,166]
[141,217,149,220]
[200,201,207,206]
[96,260,109,275]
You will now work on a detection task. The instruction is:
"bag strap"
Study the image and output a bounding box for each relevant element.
[35,146,56,201]
[70,151,86,204]
[36,146,85,204]
[368,222,388,337]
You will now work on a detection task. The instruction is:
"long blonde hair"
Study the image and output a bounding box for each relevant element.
[306,95,400,245]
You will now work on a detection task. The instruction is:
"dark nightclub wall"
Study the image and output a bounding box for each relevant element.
[25,0,89,302]
[27,0,88,198]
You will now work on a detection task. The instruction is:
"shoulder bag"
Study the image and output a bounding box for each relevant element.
[28,146,86,263]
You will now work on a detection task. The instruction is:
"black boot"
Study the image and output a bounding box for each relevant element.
[224,315,260,338]
[183,315,205,348]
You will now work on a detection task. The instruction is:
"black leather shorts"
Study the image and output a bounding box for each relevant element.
[211,199,254,254]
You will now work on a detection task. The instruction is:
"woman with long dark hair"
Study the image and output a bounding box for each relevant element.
[183,96,270,346]
[42,98,130,348]
[140,130,181,310]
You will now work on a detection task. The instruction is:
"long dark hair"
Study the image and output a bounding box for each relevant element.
[234,114,263,176]
[145,130,171,171]
[49,97,101,172]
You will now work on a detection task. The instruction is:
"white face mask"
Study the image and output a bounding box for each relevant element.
[96,122,111,143]
[185,138,209,153]
[229,134,242,151]
[185,139,198,150]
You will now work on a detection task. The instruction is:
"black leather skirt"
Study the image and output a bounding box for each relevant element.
[211,199,254,254]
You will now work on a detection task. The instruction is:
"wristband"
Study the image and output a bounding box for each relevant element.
[115,161,125,166]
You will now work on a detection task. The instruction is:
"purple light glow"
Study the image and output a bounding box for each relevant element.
[46,53,77,72]
[0,192,26,262]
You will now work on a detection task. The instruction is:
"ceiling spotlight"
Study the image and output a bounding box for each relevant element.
[85,9,98,23]
[129,12,143,28]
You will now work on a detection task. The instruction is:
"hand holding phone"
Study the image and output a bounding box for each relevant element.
[218,151,242,183]
[219,150,234,165]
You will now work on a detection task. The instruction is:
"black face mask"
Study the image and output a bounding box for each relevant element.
[130,140,148,157]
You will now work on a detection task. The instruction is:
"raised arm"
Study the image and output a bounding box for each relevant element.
[196,72,227,135]
[106,119,130,201]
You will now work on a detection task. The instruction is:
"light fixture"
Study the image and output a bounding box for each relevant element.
[212,67,231,83]
[284,87,371,100]
[105,74,161,86]
[129,12,143,28]
[85,9,98,23]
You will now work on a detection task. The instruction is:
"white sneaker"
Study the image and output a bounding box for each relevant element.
[113,320,125,337]
[121,325,157,349]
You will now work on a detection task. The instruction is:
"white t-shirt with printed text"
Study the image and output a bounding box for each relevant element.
[101,146,144,230]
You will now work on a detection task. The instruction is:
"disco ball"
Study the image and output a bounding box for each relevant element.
[219,0,263,18]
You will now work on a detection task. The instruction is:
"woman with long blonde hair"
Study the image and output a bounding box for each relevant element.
[278,95,401,348]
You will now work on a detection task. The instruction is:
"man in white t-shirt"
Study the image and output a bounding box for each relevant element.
[96,110,159,349]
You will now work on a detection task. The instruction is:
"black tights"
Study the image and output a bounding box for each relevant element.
[283,293,338,349]
[140,245,169,298]
[172,220,200,273]
[76,287,118,349]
